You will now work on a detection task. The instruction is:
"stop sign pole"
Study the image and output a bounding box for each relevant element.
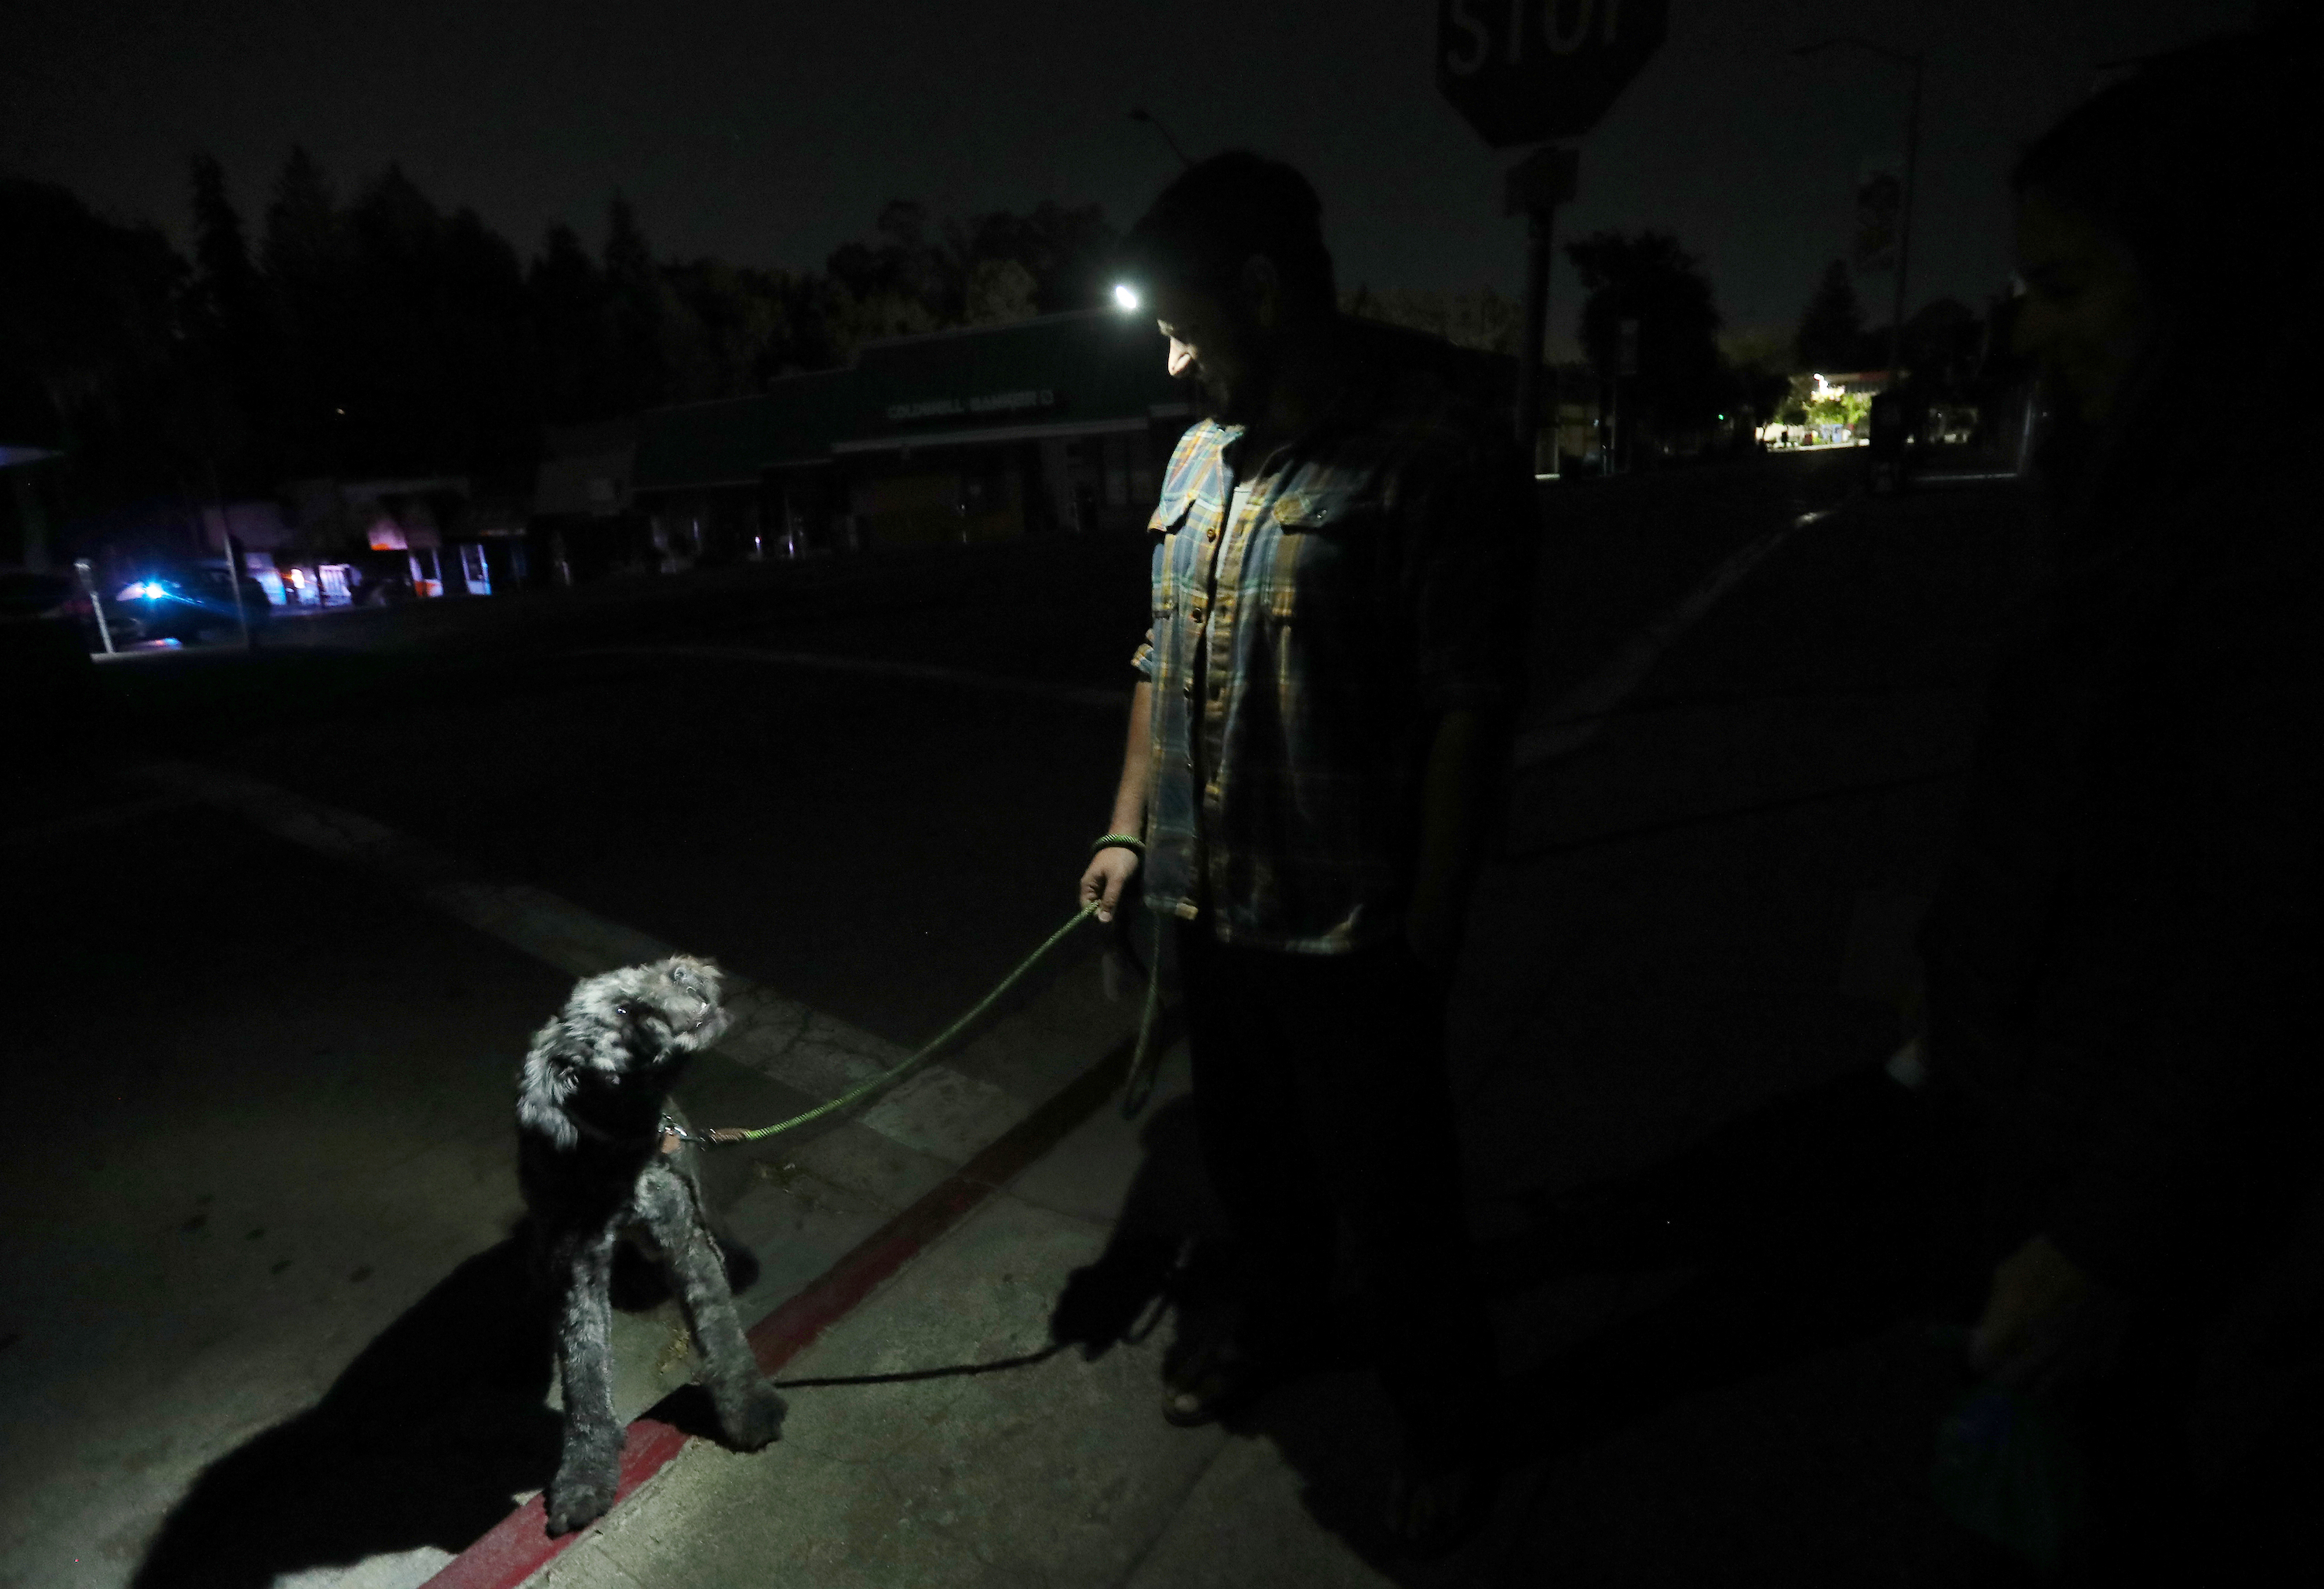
[1506,146,1578,470]
[1438,0,1669,460]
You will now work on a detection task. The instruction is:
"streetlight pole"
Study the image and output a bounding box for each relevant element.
[1796,38,1924,380]
[1893,52,1923,381]
[1129,108,1194,169]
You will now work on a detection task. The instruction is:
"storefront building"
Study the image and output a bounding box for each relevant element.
[629,310,1195,557]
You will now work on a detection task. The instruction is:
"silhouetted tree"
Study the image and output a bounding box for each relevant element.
[1342,284,1521,355]
[346,168,528,476]
[660,258,818,401]
[964,258,1039,325]
[184,153,272,490]
[603,196,668,413]
[9,156,1148,520]
[337,163,447,470]
[823,200,951,352]
[261,148,340,284]
[1717,327,1797,431]
[817,197,1119,355]
[528,224,621,424]
[189,156,263,344]
[0,179,192,517]
[957,200,1117,314]
[261,147,352,474]
[1794,260,1865,372]
[1566,229,1725,435]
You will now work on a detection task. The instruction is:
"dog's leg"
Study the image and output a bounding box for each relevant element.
[546,1230,625,1535]
[642,1171,786,1450]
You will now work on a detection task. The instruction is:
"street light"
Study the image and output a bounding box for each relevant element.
[1796,36,1923,383]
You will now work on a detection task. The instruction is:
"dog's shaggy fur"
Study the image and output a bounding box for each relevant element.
[517,954,786,1535]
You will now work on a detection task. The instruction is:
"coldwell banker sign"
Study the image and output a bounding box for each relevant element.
[1438,0,1669,148]
[883,389,1057,424]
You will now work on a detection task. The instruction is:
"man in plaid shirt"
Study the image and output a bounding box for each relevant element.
[1078,151,1535,1554]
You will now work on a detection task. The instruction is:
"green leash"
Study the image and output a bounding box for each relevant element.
[678,879,1166,1147]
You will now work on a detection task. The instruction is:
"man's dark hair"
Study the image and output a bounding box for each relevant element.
[2013,19,2316,520]
[1118,150,1336,311]
[2012,23,2313,342]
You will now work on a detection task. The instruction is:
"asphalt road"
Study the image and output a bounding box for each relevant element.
[64,449,1870,1051]
[1,448,2046,1586]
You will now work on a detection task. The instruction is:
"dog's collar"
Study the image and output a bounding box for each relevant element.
[563,1109,687,1151]
[549,1063,727,1155]
[554,1047,696,1152]
[654,1115,709,1149]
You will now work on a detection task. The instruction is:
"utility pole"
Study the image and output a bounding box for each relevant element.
[1797,38,1925,380]
[206,454,253,651]
[74,559,115,655]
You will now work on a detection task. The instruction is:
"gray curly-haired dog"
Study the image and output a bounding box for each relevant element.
[517,954,786,1535]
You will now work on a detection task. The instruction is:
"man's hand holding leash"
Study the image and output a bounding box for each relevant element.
[1081,841,1143,925]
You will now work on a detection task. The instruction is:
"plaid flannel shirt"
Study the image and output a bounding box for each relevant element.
[1129,359,1535,952]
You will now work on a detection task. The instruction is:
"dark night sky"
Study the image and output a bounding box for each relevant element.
[5,0,2260,347]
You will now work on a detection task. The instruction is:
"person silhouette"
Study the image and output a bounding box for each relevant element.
[1079,151,1535,1556]
[1535,17,2322,1580]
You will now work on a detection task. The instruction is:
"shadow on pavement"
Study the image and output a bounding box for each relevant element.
[1051,1072,2039,1584]
[1048,1096,1232,1367]
[131,1235,563,1589]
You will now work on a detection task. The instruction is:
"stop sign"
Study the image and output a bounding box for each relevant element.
[1438,0,1670,148]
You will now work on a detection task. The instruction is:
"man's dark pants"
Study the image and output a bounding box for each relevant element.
[1174,921,1497,1459]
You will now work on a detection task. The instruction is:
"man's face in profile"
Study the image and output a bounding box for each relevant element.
[1149,279,1267,427]
[2012,190,2154,427]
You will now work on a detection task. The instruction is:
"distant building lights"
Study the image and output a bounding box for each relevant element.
[1112,284,1141,311]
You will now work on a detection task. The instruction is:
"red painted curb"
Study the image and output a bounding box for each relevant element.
[421,1026,1145,1588]
[425,1421,689,1589]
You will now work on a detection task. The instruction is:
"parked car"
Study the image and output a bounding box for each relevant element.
[115,560,273,644]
